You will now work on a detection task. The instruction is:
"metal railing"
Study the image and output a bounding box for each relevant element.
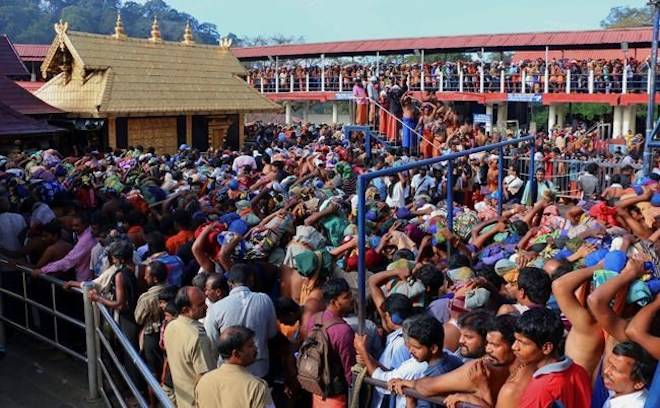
[250,66,660,96]
[501,155,641,198]
[94,298,174,408]
[0,257,87,362]
[0,257,174,408]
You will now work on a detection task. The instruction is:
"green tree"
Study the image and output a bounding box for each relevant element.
[600,6,653,28]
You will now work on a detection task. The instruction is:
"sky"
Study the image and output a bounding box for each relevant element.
[163,0,647,43]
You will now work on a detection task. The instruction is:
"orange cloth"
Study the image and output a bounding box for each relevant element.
[355,103,368,125]
[378,109,388,134]
[312,393,347,408]
[421,129,433,158]
[166,230,194,255]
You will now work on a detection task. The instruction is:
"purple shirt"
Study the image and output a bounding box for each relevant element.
[41,227,96,281]
[306,310,356,385]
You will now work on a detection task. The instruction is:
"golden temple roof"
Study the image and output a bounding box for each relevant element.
[35,26,279,118]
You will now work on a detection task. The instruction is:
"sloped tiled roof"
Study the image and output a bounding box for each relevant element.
[231,27,654,60]
[0,100,63,136]
[36,30,279,117]
[14,80,44,93]
[13,44,50,62]
[512,48,652,63]
[0,76,60,115]
[0,35,29,77]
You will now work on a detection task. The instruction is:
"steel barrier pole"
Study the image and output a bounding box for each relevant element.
[529,140,537,204]
[644,4,660,175]
[82,282,99,401]
[356,176,367,336]
[497,146,504,216]
[366,131,372,161]
[446,160,454,256]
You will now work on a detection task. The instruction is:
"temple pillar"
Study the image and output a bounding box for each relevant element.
[496,102,508,132]
[485,104,494,133]
[186,115,192,146]
[548,104,557,130]
[613,106,624,139]
[332,101,338,124]
[284,102,292,125]
[107,116,117,149]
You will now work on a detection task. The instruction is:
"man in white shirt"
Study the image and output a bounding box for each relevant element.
[411,168,436,198]
[602,341,655,408]
[204,264,277,378]
[503,166,524,203]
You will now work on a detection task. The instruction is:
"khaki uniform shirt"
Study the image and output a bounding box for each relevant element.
[134,283,167,334]
[163,315,215,408]
[195,363,274,408]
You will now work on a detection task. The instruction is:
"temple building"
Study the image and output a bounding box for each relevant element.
[35,17,279,153]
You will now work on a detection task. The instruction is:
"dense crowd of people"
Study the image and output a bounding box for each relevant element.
[0,119,659,408]
[247,57,659,94]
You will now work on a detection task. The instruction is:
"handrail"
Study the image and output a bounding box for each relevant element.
[361,377,480,408]
[96,301,175,408]
[0,256,82,294]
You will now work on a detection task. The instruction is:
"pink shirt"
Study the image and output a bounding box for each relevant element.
[41,227,96,281]
[353,85,368,105]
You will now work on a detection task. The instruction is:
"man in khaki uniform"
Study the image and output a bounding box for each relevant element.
[164,286,215,408]
[195,325,274,408]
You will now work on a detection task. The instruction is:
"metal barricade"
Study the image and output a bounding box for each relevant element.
[0,258,174,408]
[0,257,94,397]
[93,297,174,408]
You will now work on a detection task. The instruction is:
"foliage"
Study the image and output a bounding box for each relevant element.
[235,34,305,47]
[0,0,303,46]
[600,6,653,28]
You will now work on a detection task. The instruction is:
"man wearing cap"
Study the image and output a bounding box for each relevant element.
[204,263,277,378]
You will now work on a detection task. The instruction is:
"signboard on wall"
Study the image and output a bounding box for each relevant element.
[507,93,543,103]
[473,113,492,124]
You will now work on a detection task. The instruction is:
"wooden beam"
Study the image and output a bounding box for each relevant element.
[108,116,117,149]
[186,115,193,146]
[239,112,245,149]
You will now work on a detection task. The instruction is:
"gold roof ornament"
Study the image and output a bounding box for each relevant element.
[112,12,127,40]
[54,19,69,36]
[149,16,162,43]
[219,36,232,50]
[181,21,194,45]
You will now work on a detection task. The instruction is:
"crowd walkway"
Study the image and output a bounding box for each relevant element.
[0,331,103,408]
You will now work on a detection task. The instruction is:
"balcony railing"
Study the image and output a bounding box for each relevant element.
[247,67,660,96]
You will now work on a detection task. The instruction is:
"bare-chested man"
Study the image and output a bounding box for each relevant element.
[388,314,535,408]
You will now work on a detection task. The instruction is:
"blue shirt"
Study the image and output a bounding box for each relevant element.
[417,352,464,408]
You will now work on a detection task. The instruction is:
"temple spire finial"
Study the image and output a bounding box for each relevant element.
[219,36,233,50]
[182,21,195,45]
[149,16,162,43]
[112,12,127,40]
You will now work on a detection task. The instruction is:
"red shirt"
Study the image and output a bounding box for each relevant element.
[166,230,194,255]
[519,358,591,408]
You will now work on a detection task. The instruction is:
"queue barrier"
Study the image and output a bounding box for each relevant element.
[351,136,535,408]
[0,257,174,408]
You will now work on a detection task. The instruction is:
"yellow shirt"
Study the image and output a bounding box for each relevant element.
[195,363,273,408]
[163,315,215,408]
